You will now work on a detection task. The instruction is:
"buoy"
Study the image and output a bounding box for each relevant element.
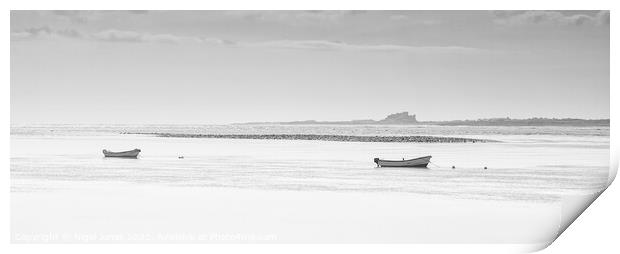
[484,166,487,169]
[452,166,455,169]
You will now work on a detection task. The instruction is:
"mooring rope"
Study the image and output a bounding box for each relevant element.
[429,161,444,168]
[429,161,487,170]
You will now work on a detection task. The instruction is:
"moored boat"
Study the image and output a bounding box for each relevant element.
[103,148,141,158]
[373,156,432,168]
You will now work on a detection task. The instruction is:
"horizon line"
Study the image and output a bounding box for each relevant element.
[10,115,611,126]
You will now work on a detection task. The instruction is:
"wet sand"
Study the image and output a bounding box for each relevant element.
[11,181,559,246]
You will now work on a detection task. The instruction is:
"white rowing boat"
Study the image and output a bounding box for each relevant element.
[373,156,432,168]
[103,149,141,158]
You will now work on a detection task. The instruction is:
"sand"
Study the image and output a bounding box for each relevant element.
[11,181,560,246]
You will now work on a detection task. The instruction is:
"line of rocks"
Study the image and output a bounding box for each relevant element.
[123,132,497,143]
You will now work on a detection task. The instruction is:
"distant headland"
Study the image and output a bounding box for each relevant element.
[241,112,609,127]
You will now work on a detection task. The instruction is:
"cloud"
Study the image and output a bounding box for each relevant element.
[49,10,149,24]
[128,10,149,15]
[21,26,52,36]
[389,15,442,25]
[86,30,481,53]
[223,10,365,25]
[10,27,193,44]
[595,10,610,25]
[493,10,610,26]
[10,26,83,40]
[90,29,231,45]
[91,30,153,43]
[55,28,84,38]
[294,10,366,21]
[52,10,89,23]
[245,39,484,54]
[11,27,484,54]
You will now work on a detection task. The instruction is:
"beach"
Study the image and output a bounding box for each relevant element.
[10,124,610,244]
[12,181,561,245]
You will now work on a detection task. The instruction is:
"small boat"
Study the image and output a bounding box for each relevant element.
[374,156,432,168]
[103,148,141,158]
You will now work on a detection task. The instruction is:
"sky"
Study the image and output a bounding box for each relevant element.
[10,10,610,124]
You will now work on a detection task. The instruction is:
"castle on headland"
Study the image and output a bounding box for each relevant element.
[378,112,418,124]
[248,111,607,127]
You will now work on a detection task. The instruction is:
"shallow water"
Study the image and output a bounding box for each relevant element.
[11,125,610,202]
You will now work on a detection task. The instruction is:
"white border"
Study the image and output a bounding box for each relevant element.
[2,1,617,254]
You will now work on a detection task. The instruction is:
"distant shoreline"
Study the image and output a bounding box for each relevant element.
[239,112,610,127]
[238,120,610,127]
[124,132,497,143]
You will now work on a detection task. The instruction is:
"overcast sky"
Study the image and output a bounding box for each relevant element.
[11,10,610,124]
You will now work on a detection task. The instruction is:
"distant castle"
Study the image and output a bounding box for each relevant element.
[251,110,607,126]
[379,112,418,124]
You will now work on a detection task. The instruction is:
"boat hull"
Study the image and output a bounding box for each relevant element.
[103,149,141,158]
[374,156,431,168]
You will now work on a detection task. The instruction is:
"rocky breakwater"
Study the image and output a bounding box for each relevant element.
[123,132,497,143]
